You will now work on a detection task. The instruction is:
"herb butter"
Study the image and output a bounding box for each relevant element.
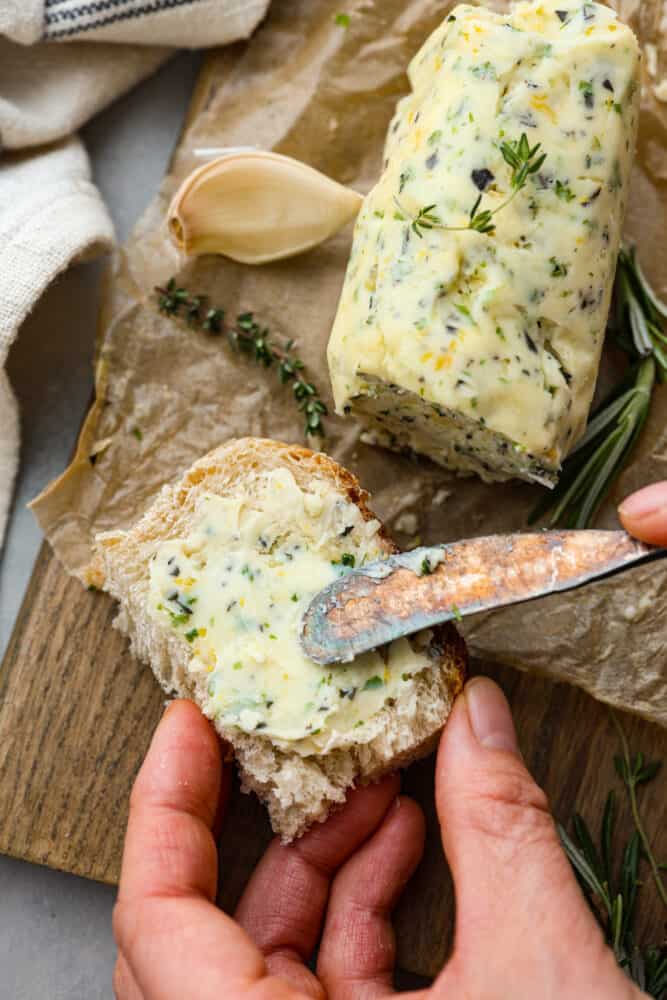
[149,468,432,748]
[328,0,640,485]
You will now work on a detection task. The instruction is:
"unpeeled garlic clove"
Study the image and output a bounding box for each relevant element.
[167,151,363,265]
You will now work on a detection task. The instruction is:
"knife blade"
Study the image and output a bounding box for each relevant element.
[300,531,665,665]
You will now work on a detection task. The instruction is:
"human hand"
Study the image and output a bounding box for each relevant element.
[113,677,645,999]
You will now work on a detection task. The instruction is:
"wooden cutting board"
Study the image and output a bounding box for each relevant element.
[1,536,665,978]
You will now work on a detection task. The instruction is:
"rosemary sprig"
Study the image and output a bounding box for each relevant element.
[408,133,546,238]
[558,718,666,997]
[611,712,667,911]
[532,247,667,528]
[156,280,327,437]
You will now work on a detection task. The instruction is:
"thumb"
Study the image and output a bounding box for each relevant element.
[435,678,618,994]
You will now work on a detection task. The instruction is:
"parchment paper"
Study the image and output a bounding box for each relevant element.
[32,0,667,725]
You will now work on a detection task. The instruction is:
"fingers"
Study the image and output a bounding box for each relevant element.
[235,775,401,999]
[317,795,425,1000]
[435,678,619,996]
[114,700,265,1000]
[619,482,667,545]
[113,954,143,1000]
[118,700,226,903]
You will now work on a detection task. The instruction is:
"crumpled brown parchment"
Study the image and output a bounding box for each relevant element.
[32,0,667,726]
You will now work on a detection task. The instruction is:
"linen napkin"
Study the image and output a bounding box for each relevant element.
[0,0,270,549]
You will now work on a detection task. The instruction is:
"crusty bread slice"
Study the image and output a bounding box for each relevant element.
[96,438,466,840]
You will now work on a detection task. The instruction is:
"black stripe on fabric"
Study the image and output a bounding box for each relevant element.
[45,0,132,8]
[45,0,206,33]
[46,0,170,23]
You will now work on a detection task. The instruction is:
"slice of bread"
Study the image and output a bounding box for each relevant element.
[96,438,466,840]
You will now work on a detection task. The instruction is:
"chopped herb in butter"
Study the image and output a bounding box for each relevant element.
[149,469,431,745]
[327,0,640,486]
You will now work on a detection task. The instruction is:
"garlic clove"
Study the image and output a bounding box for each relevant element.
[167,151,363,265]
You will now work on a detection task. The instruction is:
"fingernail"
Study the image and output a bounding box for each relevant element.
[618,482,667,520]
[465,677,520,755]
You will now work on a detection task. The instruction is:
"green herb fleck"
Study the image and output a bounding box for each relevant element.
[233,661,243,671]
[185,628,199,643]
[341,553,356,568]
[451,604,462,623]
[398,166,415,193]
[421,557,434,576]
[550,257,569,278]
[291,593,299,602]
[334,12,350,27]
[555,180,576,202]
[363,675,384,691]
[470,61,497,81]
[579,79,594,103]
[132,427,143,442]
[428,129,443,146]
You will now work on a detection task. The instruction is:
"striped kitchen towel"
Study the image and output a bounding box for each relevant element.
[3,0,268,47]
[0,0,271,549]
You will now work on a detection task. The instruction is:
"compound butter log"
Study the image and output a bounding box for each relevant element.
[328,0,640,486]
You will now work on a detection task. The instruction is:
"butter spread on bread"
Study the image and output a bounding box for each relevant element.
[149,468,430,747]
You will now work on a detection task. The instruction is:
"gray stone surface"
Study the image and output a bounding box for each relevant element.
[0,50,201,1000]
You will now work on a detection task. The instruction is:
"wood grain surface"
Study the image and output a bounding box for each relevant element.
[1,542,665,978]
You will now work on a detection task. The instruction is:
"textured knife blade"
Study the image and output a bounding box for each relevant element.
[300,531,664,665]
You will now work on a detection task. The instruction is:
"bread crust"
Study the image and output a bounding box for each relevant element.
[96,437,467,840]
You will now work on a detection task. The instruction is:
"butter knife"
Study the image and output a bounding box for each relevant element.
[300,531,665,665]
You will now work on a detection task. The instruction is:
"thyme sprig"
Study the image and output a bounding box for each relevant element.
[558,718,666,997]
[410,204,441,238]
[407,133,546,238]
[532,247,667,528]
[156,280,327,437]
